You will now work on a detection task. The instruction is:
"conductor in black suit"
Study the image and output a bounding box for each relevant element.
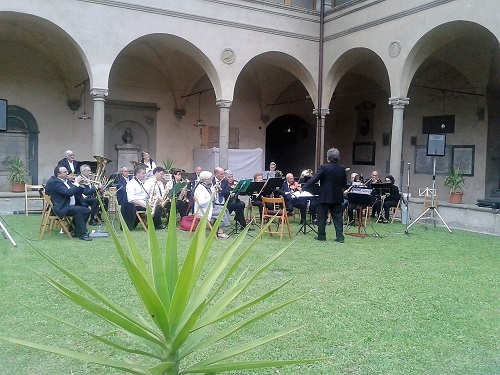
[302,147,347,243]
[44,165,92,241]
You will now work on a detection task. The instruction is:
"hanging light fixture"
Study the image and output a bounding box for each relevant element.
[78,80,92,120]
[193,92,206,127]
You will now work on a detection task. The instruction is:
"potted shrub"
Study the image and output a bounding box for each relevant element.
[443,166,466,204]
[6,156,29,192]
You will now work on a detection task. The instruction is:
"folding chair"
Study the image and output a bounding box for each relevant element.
[135,210,148,232]
[39,194,74,239]
[261,197,292,240]
[390,200,402,224]
[25,184,45,216]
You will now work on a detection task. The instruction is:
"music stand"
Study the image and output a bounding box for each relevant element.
[246,181,266,198]
[294,191,318,236]
[371,182,391,223]
[261,177,283,196]
[345,187,373,238]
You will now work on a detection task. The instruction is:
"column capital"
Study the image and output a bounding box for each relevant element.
[90,88,109,100]
[216,99,232,109]
[313,108,330,118]
[388,97,410,107]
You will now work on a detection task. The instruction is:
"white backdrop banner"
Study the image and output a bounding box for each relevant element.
[194,147,263,180]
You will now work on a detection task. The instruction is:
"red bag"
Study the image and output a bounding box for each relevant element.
[179,215,199,231]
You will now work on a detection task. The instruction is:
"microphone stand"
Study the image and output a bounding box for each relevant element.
[407,157,452,233]
[403,162,411,235]
[0,215,17,247]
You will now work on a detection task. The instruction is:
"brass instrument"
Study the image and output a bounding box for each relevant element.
[177,179,190,202]
[148,179,160,211]
[94,155,112,186]
[210,176,225,198]
[159,175,174,208]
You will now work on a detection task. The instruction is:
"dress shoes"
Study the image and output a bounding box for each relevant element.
[88,219,98,226]
[315,236,326,241]
[79,233,92,241]
[334,238,345,243]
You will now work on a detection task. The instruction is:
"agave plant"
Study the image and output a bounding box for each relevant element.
[1,199,323,374]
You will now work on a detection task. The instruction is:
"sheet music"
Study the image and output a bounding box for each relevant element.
[291,191,314,199]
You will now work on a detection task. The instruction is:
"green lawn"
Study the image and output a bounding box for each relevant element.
[0,214,498,374]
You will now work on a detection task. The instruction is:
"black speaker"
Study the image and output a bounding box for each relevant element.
[0,99,7,132]
[426,134,446,156]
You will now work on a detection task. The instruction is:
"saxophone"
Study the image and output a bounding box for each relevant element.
[177,179,190,202]
[148,184,159,211]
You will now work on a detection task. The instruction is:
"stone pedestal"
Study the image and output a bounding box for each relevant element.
[115,143,140,173]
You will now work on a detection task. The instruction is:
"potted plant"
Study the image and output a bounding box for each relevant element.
[6,156,29,192]
[443,166,466,204]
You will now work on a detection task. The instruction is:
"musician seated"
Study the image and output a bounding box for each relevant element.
[163,168,189,219]
[115,166,131,206]
[209,168,233,231]
[372,175,401,223]
[299,169,319,223]
[250,172,266,221]
[78,164,108,226]
[263,161,282,180]
[194,170,228,238]
[44,166,92,241]
[366,170,382,218]
[225,169,252,230]
[344,172,362,223]
[276,173,307,224]
[121,166,164,230]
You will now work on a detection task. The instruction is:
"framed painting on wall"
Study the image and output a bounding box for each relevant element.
[353,142,376,165]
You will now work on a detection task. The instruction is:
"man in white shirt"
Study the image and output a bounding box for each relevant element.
[123,166,165,229]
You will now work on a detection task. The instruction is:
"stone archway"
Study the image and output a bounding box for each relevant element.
[265,114,315,176]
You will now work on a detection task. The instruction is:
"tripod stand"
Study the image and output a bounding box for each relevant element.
[0,216,17,247]
[407,157,452,233]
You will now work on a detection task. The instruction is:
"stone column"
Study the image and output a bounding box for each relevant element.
[216,99,232,169]
[388,97,409,185]
[313,108,329,168]
[90,88,108,156]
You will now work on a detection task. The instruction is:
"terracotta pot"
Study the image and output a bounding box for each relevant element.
[449,191,463,204]
[10,182,25,193]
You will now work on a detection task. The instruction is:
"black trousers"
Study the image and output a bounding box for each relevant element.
[120,203,162,229]
[83,197,109,219]
[228,200,247,227]
[65,205,91,235]
[317,203,343,241]
[284,196,307,221]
